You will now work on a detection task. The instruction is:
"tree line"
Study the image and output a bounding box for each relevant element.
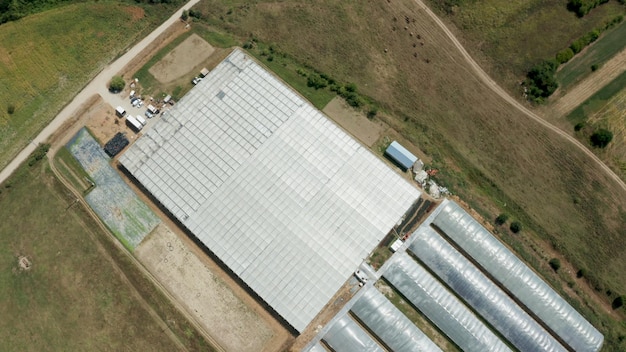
[525,15,623,102]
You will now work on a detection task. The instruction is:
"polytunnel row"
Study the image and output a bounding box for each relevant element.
[350,287,442,352]
[322,315,384,352]
[432,200,604,352]
[383,253,513,352]
[409,226,568,352]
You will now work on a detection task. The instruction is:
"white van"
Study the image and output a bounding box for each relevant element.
[136,114,147,126]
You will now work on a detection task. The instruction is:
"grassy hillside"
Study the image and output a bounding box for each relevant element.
[0,1,178,171]
[0,158,203,350]
[426,0,625,90]
[192,0,626,348]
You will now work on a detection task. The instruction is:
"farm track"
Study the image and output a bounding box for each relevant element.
[414,0,626,193]
[48,151,226,352]
[47,154,188,352]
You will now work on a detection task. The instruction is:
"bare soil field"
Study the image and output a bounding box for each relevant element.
[135,224,279,352]
[149,33,215,84]
[549,48,626,118]
[84,97,139,145]
[323,97,385,147]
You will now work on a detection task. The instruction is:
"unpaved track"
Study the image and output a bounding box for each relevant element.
[0,0,201,185]
[413,0,626,193]
[551,48,626,117]
[47,157,188,352]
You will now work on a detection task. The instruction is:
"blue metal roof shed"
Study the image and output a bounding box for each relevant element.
[385,141,417,170]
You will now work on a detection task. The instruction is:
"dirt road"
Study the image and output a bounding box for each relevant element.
[0,0,201,185]
[550,48,626,117]
[412,0,626,193]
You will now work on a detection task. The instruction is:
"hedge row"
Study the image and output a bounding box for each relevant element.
[526,15,624,102]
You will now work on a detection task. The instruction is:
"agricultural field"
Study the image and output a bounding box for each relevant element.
[425,0,625,90]
[556,21,626,91]
[0,1,179,171]
[191,0,626,348]
[132,25,238,101]
[568,71,626,181]
[66,128,160,250]
[0,156,209,351]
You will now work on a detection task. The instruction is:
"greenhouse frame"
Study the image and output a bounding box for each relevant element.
[431,200,604,352]
[383,253,512,352]
[350,287,442,352]
[409,226,568,352]
[322,315,384,352]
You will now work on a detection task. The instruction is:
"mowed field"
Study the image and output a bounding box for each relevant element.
[0,161,184,351]
[425,0,625,90]
[193,0,626,348]
[0,2,157,171]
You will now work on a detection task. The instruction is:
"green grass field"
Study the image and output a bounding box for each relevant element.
[0,1,177,171]
[557,21,626,89]
[0,157,212,350]
[191,1,626,349]
[426,0,625,89]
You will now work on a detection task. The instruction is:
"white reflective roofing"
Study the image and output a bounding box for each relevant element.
[432,200,603,352]
[383,253,512,352]
[120,48,420,332]
[351,287,442,352]
[323,315,384,352]
[409,226,567,352]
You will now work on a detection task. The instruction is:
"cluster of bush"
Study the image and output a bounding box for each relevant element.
[526,15,623,102]
[28,144,50,167]
[181,9,202,21]
[567,0,610,17]
[303,71,365,108]
[495,213,523,233]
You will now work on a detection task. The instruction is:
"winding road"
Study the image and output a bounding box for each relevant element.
[413,0,626,193]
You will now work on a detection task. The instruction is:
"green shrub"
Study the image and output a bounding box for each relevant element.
[574,122,586,131]
[7,104,15,115]
[556,48,574,64]
[28,143,51,167]
[181,9,188,21]
[495,213,509,225]
[591,64,599,71]
[367,107,378,119]
[612,295,625,309]
[526,60,558,100]
[577,268,588,278]
[590,128,613,148]
[510,221,522,233]
[567,0,610,17]
[549,258,561,271]
[307,74,328,90]
[109,75,125,93]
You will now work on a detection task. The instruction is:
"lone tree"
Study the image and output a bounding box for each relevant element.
[549,258,561,272]
[495,213,509,225]
[510,221,522,233]
[613,295,625,309]
[590,128,613,148]
[181,9,189,21]
[109,75,125,93]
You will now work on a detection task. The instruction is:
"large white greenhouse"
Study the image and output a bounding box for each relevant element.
[120,48,420,333]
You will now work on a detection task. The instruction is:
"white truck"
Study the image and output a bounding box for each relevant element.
[126,115,142,132]
[115,106,126,117]
[135,114,147,126]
